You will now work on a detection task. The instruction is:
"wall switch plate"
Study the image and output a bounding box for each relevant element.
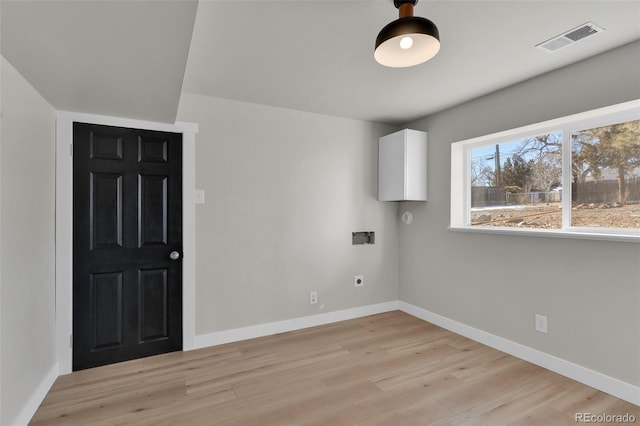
[194,189,205,204]
[309,291,318,305]
[535,314,548,334]
[354,275,364,287]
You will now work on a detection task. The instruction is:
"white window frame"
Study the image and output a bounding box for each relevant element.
[450,99,640,242]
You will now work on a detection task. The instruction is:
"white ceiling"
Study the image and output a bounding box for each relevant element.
[0,0,198,123]
[2,1,640,125]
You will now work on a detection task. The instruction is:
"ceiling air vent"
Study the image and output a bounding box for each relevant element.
[536,22,604,53]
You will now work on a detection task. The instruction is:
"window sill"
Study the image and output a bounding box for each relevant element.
[448,226,640,243]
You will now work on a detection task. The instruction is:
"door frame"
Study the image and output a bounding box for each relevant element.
[55,111,198,374]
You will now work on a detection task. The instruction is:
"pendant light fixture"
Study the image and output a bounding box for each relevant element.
[375,0,440,68]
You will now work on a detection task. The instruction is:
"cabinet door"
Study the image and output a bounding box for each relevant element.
[378,129,427,201]
[378,131,406,201]
[405,130,427,201]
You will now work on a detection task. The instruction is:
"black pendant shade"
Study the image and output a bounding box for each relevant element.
[374,1,440,68]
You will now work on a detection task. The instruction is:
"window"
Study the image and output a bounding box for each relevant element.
[451,100,640,241]
[571,120,640,229]
[470,131,563,229]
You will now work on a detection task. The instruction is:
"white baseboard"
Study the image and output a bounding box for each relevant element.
[398,301,640,406]
[193,301,400,349]
[11,363,58,426]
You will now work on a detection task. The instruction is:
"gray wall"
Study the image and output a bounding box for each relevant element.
[401,41,640,386]
[1,56,57,425]
[177,94,399,334]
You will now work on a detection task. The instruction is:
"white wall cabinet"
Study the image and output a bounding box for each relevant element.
[378,129,427,201]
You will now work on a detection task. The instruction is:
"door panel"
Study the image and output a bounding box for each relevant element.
[91,173,123,249]
[139,136,168,163]
[139,174,168,247]
[90,271,124,349]
[139,268,169,342]
[90,131,123,160]
[73,122,182,371]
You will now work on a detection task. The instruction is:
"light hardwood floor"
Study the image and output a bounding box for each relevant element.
[31,311,639,425]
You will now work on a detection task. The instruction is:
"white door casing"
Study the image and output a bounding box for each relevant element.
[55,111,197,374]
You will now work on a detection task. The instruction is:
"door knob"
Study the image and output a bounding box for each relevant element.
[169,251,181,261]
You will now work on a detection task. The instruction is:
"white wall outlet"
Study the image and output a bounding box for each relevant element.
[309,291,318,305]
[535,314,548,334]
[194,189,205,204]
[354,275,364,287]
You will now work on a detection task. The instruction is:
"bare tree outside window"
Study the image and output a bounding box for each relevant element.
[470,132,562,229]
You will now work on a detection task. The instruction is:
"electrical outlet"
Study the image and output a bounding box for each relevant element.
[354,275,364,287]
[309,291,318,305]
[535,314,548,334]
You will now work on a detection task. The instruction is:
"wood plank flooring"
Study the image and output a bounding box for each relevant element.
[31,311,639,425]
